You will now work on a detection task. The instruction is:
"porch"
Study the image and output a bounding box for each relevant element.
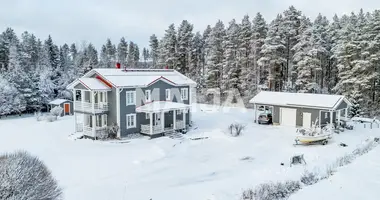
[75,113,108,138]
[136,101,190,136]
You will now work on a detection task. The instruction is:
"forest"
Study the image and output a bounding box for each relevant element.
[0,6,379,117]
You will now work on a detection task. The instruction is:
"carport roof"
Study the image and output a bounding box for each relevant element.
[249,91,352,110]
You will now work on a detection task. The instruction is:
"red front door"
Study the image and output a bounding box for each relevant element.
[64,103,70,114]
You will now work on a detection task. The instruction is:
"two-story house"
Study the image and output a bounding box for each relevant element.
[66,67,196,139]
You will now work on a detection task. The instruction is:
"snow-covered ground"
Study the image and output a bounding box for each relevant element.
[0,104,379,200]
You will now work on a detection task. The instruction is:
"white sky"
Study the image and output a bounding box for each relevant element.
[1,0,379,50]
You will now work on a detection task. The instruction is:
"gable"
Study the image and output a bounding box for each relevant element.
[74,82,88,90]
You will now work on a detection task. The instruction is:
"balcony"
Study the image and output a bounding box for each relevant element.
[74,101,109,113]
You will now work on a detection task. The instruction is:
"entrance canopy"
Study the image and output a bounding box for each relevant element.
[136,101,190,113]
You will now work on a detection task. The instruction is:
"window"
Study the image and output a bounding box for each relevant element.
[166,89,171,101]
[126,114,136,129]
[324,113,328,118]
[155,113,161,125]
[181,88,188,100]
[126,91,136,105]
[102,115,107,126]
[145,90,151,102]
[146,113,150,119]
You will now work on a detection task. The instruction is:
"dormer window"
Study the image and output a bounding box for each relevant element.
[166,89,171,101]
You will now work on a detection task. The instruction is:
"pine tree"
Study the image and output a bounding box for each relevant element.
[142,48,149,67]
[177,20,194,74]
[238,15,254,98]
[258,14,286,91]
[201,25,212,75]
[222,19,240,92]
[133,43,140,68]
[149,34,159,68]
[0,74,18,115]
[5,44,27,113]
[117,37,128,68]
[282,6,302,87]
[37,46,55,107]
[159,24,177,69]
[189,32,204,88]
[205,20,225,89]
[0,28,19,70]
[252,12,268,86]
[99,39,116,68]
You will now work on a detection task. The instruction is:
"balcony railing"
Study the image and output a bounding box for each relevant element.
[74,101,109,113]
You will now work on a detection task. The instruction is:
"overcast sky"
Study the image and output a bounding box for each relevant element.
[1,0,379,50]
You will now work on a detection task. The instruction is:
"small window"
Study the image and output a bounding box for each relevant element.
[126,114,136,129]
[166,89,171,101]
[146,113,150,119]
[126,91,136,105]
[181,88,188,100]
[325,113,328,118]
[177,110,182,115]
[102,115,107,126]
[145,90,151,102]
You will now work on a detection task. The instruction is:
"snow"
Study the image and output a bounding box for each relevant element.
[85,68,196,87]
[249,91,347,109]
[290,144,380,200]
[136,101,190,112]
[0,104,379,200]
[49,99,71,105]
[78,78,111,91]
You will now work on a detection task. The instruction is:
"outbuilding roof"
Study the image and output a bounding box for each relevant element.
[249,91,352,110]
[48,99,71,105]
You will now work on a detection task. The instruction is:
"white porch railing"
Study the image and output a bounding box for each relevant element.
[83,125,108,137]
[74,102,109,113]
[141,120,185,135]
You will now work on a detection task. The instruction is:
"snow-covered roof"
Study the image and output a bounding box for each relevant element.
[49,99,71,105]
[85,68,196,88]
[136,101,191,113]
[249,91,351,110]
[78,78,111,91]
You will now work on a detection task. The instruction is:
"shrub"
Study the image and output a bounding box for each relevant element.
[334,154,354,168]
[98,123,119,140]
[50,106,63,117]
[35,111,43,121]
[300,170,319,186]
[0,151,62,200]
[253,180,301,200]
[228,123,246,137]
[46,114,57,122]
[241,188,254,200]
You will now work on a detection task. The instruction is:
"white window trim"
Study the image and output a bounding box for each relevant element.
[145,90,151,102]
[126,91,136,106]
[126,114,136,129]
[146,113,150,119]
[166,89,171,101]
[181,88,188,100]
[324,113,328,118]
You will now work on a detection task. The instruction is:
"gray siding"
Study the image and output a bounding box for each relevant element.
[119,88,139,137]
[336,100,348,110]
[258,104,335,127]
[118,80,191,137]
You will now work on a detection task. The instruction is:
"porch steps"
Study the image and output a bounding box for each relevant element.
[165,131,185,140]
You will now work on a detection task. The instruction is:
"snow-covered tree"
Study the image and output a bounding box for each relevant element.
[0,75,19,116]
[258,14,286,91]
[149,34,159,68]
[99,39,116,68]
[37,46,55,107]
[205,20,225,89]
[189,32,204,88]
[142,47,149,67]
[252,12,268,86]
[133,43,140,67]
[222,19,240,92]
[117,37,128,68]
[158,24,177,69]
[177,20,194,74]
